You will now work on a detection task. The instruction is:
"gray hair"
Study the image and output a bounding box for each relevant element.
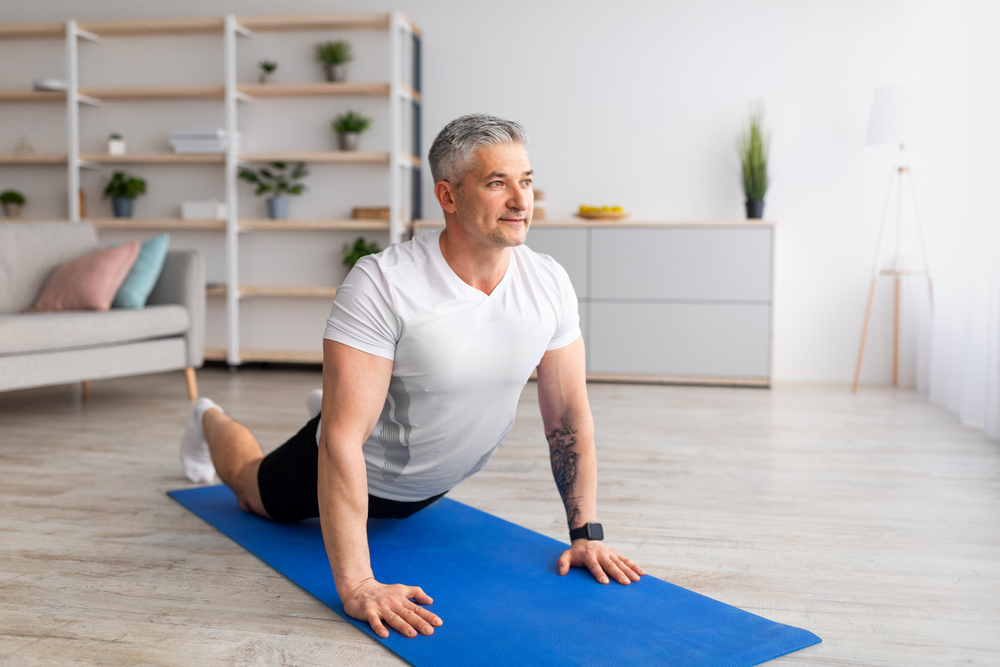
[428,113,528,185]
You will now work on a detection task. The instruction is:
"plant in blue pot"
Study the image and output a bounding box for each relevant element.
[238,162,308,220]
[103,171,146,218]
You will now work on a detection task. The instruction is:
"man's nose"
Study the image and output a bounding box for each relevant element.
[508,186,529,211]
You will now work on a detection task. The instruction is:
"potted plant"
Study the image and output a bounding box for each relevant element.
[258,60,277,84]
[343,236,381,268]
[108,132,126,156]
[1,190,25,217]
[103,171,146,218]
[333,111,372,151]
[315,40,353,82]
[738,105,770,219]
[238,162,308,220]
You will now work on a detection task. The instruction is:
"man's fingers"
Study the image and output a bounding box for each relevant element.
[398,607,435,636]
[600,554,630,585]
[620,557,646,576]
[384,611,419,638]
[368,612,390,639]
[557,551,571,575]
[406,601,443,628]
[584,554,610,584]
[407,586,433,606]
[615,556,642,582]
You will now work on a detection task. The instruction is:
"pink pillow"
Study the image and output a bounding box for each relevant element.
[26,241,141,313]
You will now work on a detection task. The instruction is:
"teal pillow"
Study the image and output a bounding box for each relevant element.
[112,233,169,308]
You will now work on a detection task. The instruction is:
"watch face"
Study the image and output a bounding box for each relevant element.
[587,523,604,540]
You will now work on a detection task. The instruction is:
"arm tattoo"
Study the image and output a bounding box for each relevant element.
[547,424,582,528]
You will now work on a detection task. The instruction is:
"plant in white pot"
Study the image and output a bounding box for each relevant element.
[1,190,25,217]
[103,171,146,218]
[738,105,770,219]
[258,60,277,84]
[315,40,353,82]
[238,162,309,220]
[107,132,126,156]
[333,111,372,151]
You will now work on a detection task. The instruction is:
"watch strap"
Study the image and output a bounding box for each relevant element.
[569,522,604,541]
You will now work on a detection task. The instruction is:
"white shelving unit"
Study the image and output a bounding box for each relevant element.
[0,13,423,366]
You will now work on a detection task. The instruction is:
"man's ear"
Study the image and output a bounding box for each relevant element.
[434,181,458,214]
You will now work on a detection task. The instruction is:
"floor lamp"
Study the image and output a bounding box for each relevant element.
[852,85,933,392]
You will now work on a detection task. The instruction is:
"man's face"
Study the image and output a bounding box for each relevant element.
[451,142,533,248]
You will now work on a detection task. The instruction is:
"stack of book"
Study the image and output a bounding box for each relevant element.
[169,129,241,154]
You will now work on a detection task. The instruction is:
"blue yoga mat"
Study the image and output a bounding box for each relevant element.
[169,485,820,666]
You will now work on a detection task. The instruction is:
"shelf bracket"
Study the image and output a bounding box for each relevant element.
[74,27,99,43]
[76,94,101,107]
[234,23,252,38]
[235,91,253,104]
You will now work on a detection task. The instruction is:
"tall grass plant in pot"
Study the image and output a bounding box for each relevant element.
[739,105,770,219]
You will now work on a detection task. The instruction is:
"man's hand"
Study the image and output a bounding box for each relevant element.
[557,540,646,585]
[341,577,443,639]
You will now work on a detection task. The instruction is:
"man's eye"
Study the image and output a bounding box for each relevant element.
[522,180,532,187]
[490,181,502,186]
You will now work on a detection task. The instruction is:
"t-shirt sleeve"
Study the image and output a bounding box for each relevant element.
[546,261,582,350]
[323,256,399,360]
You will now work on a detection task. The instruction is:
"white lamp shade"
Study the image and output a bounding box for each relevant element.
[865,85,921,148]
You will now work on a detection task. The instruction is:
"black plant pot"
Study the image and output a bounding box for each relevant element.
[745,199,764,219]
[112,197,134,218]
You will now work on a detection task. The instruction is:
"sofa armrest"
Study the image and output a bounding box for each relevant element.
[147,250,205,368]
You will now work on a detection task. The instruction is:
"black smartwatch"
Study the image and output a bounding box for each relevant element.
[569,522,604,541]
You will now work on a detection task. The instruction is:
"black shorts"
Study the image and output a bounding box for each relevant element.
[257,414,447,523]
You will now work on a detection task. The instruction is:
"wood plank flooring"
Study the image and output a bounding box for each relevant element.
[0,368,997,666]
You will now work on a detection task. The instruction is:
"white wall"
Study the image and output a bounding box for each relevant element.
[3,0,962,384]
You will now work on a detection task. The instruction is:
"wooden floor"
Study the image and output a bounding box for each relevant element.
[0,368,997,666]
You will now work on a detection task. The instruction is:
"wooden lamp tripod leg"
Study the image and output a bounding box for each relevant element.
[853,165,898,393]
[853,278,878,392]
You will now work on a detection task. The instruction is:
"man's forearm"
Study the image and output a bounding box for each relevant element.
[546,420,597,531]
[317,431,375,598]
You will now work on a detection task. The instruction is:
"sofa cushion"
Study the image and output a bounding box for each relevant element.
[27,241,140,313]
[113,233,170,309]
[0,305,191,356]
[0,221,99,315]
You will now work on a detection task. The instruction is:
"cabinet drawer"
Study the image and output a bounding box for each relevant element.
[526,227,588,298]
[591,227,772,301]
[588,302,770,378]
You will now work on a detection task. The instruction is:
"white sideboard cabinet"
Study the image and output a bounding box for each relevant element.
[418,220,774,387]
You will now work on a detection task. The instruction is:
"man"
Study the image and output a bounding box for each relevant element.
[180,114,644,640]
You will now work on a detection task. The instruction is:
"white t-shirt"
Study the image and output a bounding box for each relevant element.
[322,229,580,501]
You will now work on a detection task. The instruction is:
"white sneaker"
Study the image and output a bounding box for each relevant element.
[307,389,323,420]
[180,397,222,483]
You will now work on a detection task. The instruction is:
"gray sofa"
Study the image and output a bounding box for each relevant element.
[0,221,205,398]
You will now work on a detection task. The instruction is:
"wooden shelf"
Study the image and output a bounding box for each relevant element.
[207,284,340,298]
[237,13,391,32]
[0,23,65,39]
[90,218,225,230]
[0,14,412,39]
[80,153,225,164]
[240,151,390,164]
[237,82,389,98]
[239,219,390,231]
[80,86,225,101]
[78,18,227,37]
[0,154,67,165]
[0,90,66,102]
